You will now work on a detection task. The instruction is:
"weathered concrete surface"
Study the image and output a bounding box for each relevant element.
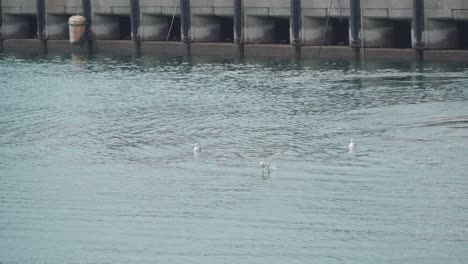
[92,0,130,15]
[425,19,459,49]
[93,14,120,40]
[141,15,170,41]
[46,0,81,15]
[47,39,72,52]
[139,1,180,41]
[92,40,135,54]
[388,1,413,19]
[191,42,238,56]
[140,0,179,17]
[191,0,234,16]
[361,48,416,61]
[3,39,41,52]
[46,14,69,39]
[191,15,221,42]
[359,0,411,20]
[302,0,350,18]
[91,0,130,40]
[302,17,330,46]
[362,18,394,48]
[1,0,36,14]
[244,16,275,44]
[425,50,468,61]
[243,0,289,44]
[302,46,353,59]
[426,0,468,19]
[244,44,295,57]
[141,41,186,55]
[244,0,290,17]
[2,14,36,38]
[190,0,235,42]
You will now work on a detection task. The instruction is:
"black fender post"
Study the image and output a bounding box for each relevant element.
[81,0,92,52]
[413,0,425,62]
[291,0,301,59]
[36,0,47,53]
[350,0,361,60]
[130,0,141,55]
[234,0,244,57]
[180,0,191,56]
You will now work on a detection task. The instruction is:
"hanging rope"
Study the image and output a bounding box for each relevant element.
[317,0,333,59]
[166,2,179,41]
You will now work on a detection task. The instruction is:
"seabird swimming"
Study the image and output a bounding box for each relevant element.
[235,146,288,175]
[193,143,201,155]
[348,139,356,150]
[259,161,277,175]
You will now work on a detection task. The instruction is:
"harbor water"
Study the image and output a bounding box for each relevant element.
[0,53,467,263]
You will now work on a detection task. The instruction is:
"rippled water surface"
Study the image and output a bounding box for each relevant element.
[1,53,468,264]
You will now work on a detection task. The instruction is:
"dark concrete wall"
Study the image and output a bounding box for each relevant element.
[2,0,468,60]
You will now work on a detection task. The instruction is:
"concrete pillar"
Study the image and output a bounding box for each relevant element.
[349,0,360,56]
[130,0,140,40]
[362,18,394,48]
[425,19,459,49]
[141,15,170,41]
[93,15,120,40]
[234,0,243,55]
[82,0,92,51]
[291,0,301,57]
[180,0,191,54]
[191,15,221,42]
[36,0,47,52]
[234,0,242,44]
[244,16,275,44]
[291,0,301,44]
[46,15,68,39]
[130,0,141,54]
[413,0,424,60]
[302,17,332,46]
[413,0,424,45]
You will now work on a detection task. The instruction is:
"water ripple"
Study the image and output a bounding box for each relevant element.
[1,54,468,264]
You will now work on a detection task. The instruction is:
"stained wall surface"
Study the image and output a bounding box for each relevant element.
[1,0,468,50]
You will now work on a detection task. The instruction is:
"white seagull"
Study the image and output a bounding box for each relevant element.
[348,139,356,150]
[193,143,202,155]
[235,146,288,175]
[259,161,277,175]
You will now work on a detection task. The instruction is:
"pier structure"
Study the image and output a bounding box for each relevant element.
[1,0,468,61]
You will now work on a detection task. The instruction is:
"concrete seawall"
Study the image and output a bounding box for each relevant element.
[1,0,468,61]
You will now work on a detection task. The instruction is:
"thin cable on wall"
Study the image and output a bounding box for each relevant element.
[167,2,179,41]
[317,0,333,59]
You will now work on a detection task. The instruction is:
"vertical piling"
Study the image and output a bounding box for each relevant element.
[350,0,361,60]
[36,0,47,53]
[180,0,191,56]
[130,0,141,55]
[0,0,3,53]
[291,0,301,59]
[82,0,92,52]
[413,0,424,62]
[234,0,243,56]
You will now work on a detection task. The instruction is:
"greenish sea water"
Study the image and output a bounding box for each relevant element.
[1,53,467,263]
